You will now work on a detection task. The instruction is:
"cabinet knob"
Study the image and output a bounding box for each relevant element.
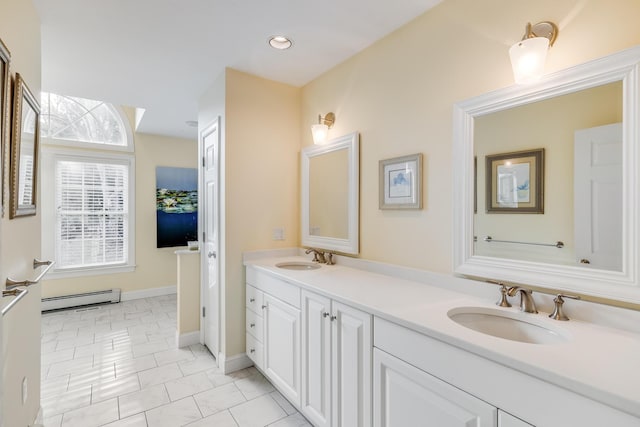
[250,348,255,353]
[250,323,255,328]
[249,298,255,303]
[261,305,267,310]
[330,315,337,321]
[322,312,330,318]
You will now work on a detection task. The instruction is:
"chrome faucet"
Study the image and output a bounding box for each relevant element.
[507,286,538,313]
[305,248,326,263]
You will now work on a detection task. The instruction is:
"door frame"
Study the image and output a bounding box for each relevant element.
[199,117,221,358]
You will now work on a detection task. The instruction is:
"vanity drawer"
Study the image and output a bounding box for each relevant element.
[246,308,264,341]
[252,270,300,308]
[246,332,263,369]
[246,285,264,313]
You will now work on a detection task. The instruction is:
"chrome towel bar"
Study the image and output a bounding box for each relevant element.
[6,259,55,290]
[2,288,29,316]
[483,236,564,249]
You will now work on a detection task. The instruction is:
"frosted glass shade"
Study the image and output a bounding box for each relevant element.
[311,124,329,144]
[509,37,550,84]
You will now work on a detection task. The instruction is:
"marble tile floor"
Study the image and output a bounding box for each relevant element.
[40,294,311,427]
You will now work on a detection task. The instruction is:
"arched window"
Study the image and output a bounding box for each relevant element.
[40,92,130,148]
[40,92,135,277]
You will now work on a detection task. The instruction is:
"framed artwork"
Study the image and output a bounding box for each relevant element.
[0,38,11,216]
[156,166,198,248]
[10,73,40,218]
[379,153,423,209]
[485,149,544,213]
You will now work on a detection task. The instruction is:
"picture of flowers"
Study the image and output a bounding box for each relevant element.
[156,166,198,248]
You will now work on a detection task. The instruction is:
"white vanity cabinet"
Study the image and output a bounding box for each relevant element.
[246,268,301,406]
[301,290,372,427]
[246,285,264,369]
[498,411,533,427]
[374,348,496,426]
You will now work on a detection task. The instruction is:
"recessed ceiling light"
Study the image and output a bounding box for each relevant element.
[269,35,292,50]
[185,120,198,128]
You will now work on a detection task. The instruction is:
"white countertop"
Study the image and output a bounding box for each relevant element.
[245,255,640,418]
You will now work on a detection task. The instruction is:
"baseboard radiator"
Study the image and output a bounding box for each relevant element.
[41,288,121,312]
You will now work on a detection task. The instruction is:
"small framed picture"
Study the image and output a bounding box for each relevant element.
[379,153,423,209]
[485,149,544,213]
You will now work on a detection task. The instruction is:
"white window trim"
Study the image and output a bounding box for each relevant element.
[40,105,134,153]
[41,146,136,279]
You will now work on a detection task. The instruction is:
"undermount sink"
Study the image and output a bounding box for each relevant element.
[448,307,567,345]
[275,261,321,271]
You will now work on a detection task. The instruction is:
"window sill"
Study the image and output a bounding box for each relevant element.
[44,264,136,280]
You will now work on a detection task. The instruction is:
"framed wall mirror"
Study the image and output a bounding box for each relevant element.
[302,132,359,254]
[10,73,40,218]
[0,38,11,216]
[453,46,640,304]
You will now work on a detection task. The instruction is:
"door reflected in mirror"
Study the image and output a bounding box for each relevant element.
[474,81,622,270]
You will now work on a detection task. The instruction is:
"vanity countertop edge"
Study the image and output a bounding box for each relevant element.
[244,255,640,418]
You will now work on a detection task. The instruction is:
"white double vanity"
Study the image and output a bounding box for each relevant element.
[240,46,640,427]
[244,254,640,427]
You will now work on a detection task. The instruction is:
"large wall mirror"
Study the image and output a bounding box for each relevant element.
[302,132,359,254]
[453,46,640,304]
[10,73,40,218]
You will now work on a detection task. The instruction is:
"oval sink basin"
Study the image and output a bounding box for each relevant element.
[448,307,567,345]
[276,262,321,271]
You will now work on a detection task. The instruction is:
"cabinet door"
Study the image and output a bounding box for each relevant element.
[498,410,534,427]
[332,301,372,427]
[374,348,497,427]
[301,290,332,427]
[263,294,301,405]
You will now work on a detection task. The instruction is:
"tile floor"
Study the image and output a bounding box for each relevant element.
[41,294,311,427]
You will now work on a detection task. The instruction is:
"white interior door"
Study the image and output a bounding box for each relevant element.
[201,118,220,357]
[574,123,622,270]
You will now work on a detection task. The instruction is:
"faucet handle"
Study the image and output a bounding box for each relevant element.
[487,280,512,307]
[549,293,581,321]
[325,252,335,265]
[496,284,512,307]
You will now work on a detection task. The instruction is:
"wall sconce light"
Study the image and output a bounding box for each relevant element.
[509,21,559,84]
[311,112,335,144]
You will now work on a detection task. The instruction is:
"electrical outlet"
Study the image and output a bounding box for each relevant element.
[22,376,27,405]
[272,227,285,241]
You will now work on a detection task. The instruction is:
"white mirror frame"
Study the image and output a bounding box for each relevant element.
[302,132,359,254]
[453,46,640,304]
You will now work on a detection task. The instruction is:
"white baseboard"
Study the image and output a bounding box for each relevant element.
[218,352,253,374]
[176,331,200,348]
[121,285,177,301]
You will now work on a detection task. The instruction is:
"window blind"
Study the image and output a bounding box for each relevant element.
[55,159,128,269]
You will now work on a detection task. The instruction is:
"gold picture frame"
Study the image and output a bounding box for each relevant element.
[9,73,40,218]
[0,38,11,217]
[485,149,544,214]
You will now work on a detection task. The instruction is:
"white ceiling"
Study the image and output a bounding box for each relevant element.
[33,0,442,140]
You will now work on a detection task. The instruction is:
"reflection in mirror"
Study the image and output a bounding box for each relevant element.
[309,148,349,239]
[453,46,640,304]
[302,132,359,254]
[10,73,39,218]
[474,82,622,270]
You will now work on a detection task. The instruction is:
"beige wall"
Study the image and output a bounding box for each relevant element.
[41,132,198,297]
[475,82,622,264]
[177,251,200,334]
[0,0,42,425]
[199,69,300,357]
[301,0,640,273]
